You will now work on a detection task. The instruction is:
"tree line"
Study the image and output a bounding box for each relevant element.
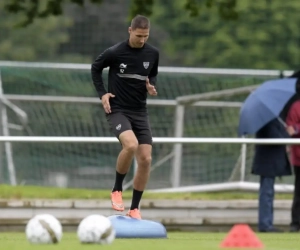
[1,0,299,69]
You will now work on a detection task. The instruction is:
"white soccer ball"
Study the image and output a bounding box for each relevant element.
[77,214,116,244]
[25,214,63,244]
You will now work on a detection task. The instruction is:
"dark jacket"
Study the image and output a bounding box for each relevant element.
[289,70,300,94]
[252,119,292,177]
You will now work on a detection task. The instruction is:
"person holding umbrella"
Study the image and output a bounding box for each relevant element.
[238,77,298,232]
[251,118,291,232]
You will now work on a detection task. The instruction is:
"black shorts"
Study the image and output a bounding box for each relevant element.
[106,111,152,145]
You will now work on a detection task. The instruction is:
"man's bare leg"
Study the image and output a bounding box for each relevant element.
[133,144,152,191]
[116,130,138,174]
[126,144,152,219]
[111,130,138,211]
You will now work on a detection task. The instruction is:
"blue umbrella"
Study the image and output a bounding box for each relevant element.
[238,78,297,136]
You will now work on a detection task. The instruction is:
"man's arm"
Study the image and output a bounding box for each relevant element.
[91,48,114,99]
[148,51,159,86]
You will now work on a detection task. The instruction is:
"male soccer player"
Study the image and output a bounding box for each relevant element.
[91,15,159,219]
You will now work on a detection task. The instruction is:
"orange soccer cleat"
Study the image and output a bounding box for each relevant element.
[111,191,124,212]
[126,208,142,219]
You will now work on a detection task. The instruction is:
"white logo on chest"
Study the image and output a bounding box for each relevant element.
[119,63,127,73]
[119,63,127,69]
[143,62,149,69]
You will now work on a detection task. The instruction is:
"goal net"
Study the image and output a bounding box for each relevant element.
[0,62,293,191]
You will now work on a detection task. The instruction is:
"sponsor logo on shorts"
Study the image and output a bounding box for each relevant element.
[116,124,121,130]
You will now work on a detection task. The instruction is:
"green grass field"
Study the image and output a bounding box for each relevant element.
[1,232,299,250]
[0,184,293,200]
[0,185,296,250]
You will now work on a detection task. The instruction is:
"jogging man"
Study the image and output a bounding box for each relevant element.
[91,15,159,219]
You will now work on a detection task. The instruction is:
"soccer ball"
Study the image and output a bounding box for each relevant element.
[77,214,116,244]
[25,214,63,244]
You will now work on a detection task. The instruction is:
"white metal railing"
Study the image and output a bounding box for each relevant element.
[0,60,294,76]
[4,94,242,107]
[0,136,297,193]
[0,136,299,144]
[0,61,297,191]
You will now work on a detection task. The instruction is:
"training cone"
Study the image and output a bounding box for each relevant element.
[219,224,264,248]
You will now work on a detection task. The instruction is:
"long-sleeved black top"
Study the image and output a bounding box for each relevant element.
[91,40,159,112]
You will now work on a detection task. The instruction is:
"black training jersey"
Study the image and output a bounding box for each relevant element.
[91,40,159,112]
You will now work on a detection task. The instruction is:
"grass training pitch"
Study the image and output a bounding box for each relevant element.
[0,184,293,200]
[1,232,299,250]
[0,185,295,250]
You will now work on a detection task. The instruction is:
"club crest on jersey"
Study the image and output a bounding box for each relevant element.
[143,62,150,69]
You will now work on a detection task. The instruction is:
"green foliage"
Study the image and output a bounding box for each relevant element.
[151,0,300,69]
[0,1,91,62]
[3,0,239,27]
[129,0,154,20]
[3,0,103,27]
[184,0,238,20]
